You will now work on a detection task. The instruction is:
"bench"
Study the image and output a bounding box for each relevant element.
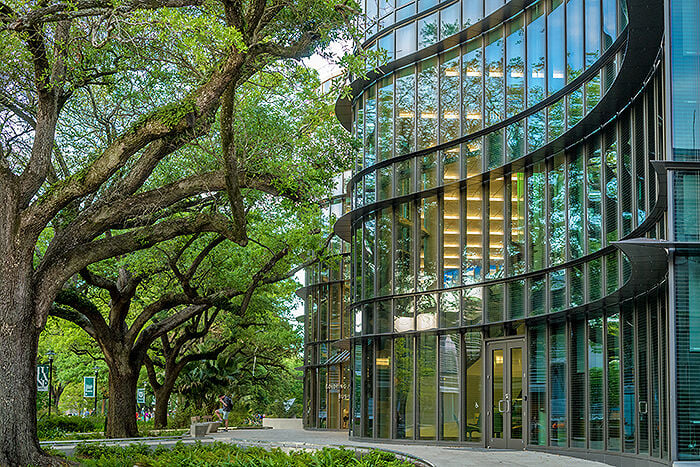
[189,416,220,437]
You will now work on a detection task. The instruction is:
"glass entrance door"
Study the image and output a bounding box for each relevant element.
[486,339,525,449]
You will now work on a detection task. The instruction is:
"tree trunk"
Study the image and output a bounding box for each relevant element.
[0,267,57,465]
[153,372,178,429]
[105,365,140,438]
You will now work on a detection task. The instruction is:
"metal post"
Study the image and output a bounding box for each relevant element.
[47,350,55,416]
[93,367,99,415]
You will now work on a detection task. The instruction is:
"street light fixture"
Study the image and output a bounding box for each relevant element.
[93,366,99,415]
[46,350,55,416]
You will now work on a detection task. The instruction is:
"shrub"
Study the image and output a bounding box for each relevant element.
[37,415,100,439]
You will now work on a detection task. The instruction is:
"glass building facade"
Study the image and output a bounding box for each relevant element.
[302,0,700,464]
[301,174,353,430]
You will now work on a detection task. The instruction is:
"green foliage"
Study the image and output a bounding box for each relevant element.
[73,442,415,466]
[37,415,100,440]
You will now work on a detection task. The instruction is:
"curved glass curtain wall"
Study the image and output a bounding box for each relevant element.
[342,0,671,461]
[302,188,353,430]
[352,0,626,177]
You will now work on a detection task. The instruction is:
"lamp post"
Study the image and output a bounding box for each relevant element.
[46,350,55,416]
[93,366,99,415]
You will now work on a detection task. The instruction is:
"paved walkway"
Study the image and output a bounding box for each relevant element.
[209,427,609,467]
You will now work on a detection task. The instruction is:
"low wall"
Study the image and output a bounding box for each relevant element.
[262,418,302,430]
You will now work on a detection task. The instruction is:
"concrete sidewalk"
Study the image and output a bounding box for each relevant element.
[211,425,608,467]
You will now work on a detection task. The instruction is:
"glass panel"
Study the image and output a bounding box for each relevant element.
[527,3,546,105]
[440,2,460,38]
[586,73,601,113]
[488,176,505,278]
[463,286,482,325]
[396,22,416,58]
[418,12,438,49]
[550,270,566,312]
[567,0,584,81]
[528,110,546,151]
[486,129,503,169]
[418,334,437,439]
[529,324,547,445]
[376,337,391,438]
[508,172,526,274]
[484,28,504,127]
[377,207,392,296]
[528,163,546,270]
[419,196,438,290]
[589,315,604,449]
[507,280,525,320]
[587,139,603,253]
[506,15,525,118]
[378,76,393,162]
[622,305,636,452]
[602,0,616,49]
[571,264,584,306]
[463,0,483,28]
[571,318,586,448]
[363,338,374,437]
[365,86,377,168]
[396,159,413,195]
[395,202,414,294]
[418,57,438,150]
[486,283,504,323]
[462,39,483,135]
[529,275,546,316]
[378,32,394,63]
[549,100,565,140]
[510,346,523,440]
[607,312,621,451]
[492,348,504,439]
[548,0,566,95]
[506,121,525,161]
[589,257,602,301]
[464,139,482,177]
[440,333,460,440]
[330,284,341,340]
[585,0,601,67]
[416,293,437,330]
[396,66,415,156]
[443,186,460,287]
[364,215,375,299]
[550,154,566,265]
[465,330,482,441]
[485,0,503,15]
[550,322,567,446]
[604,128,618,245]
[568,149,585,258]
[463,181,483,283]
[440,290,460,328]
[378,166,392,201]
[353,343,362,434]
[319,366,327,427]
[443,147,460,183]
[376,299,392,334]
[420,152,437,190]
[395,335,414,439]
[568,87,584,127]
[638,300,649,454]
[674,172,700,241]
[394,296,415,333]
[440,48,460,143]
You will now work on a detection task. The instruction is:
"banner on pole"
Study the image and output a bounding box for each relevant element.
[83,376,95,398]
[137,388,145,404]
[37,365,49,392]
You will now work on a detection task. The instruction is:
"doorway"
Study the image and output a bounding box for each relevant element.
[486,339,526,449]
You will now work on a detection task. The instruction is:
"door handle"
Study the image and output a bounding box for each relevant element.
[639,401,648,415]
[498,400,505,413]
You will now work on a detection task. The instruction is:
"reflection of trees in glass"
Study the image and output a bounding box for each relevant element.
[364,217,375,299]
[550,157,566,264]
[418,58,438,150]
[568,153,585,258]
[528,165,546,270]
[440,51,460,143]
[377,208,392,296]
[395,69,415,155]
[588,315,604,449]
[462,44,482,135]
[394,336,414,439]
[419,197,438,290]
[484,31,504,126]
[378,77,393,162]
[588,144,603,253]
[549,100,566,139]
[509,174,526,273]
[607,313,621,450]
[418,334,437,439]
[464,331,482,440]
[395,202,414,294]
[462,287,482,325]
[419,15,438,49]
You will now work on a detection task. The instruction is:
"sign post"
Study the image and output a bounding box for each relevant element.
[37,365,49,392]
[83,376,95,398]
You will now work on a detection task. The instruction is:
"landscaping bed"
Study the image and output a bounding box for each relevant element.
[60,441,419,466]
